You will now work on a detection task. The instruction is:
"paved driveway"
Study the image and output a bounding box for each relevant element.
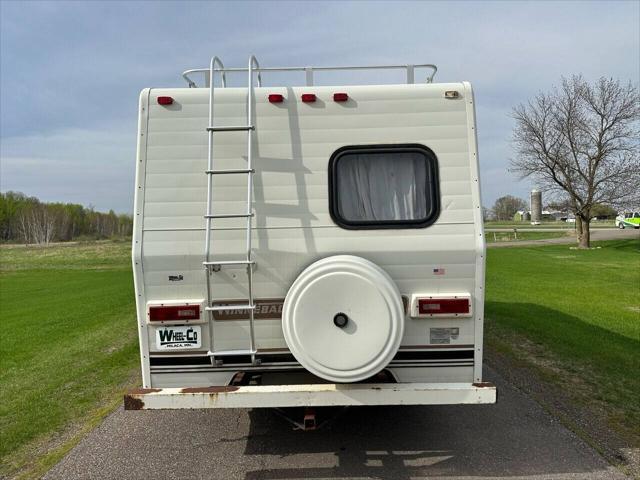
[45,366,625,480]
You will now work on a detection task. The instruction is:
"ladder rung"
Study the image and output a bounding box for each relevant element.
[205,168,254,175]
[206,304,256,312]
[204,260,255,267]
[208,349,257,357]
[207,126,254,132]
[205,213,253,219]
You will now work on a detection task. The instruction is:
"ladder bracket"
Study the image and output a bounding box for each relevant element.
[204,260,256,273]
[207,349,258,356]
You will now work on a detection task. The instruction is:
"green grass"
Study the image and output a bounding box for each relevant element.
[0,241,138,478]
[485,239,640,443]
[486,230,570,242]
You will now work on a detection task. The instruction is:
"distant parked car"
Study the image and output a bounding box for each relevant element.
[616,212,640,229]
[566,218,576,223]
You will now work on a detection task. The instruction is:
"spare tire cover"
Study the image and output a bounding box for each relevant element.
[282,255,404,383]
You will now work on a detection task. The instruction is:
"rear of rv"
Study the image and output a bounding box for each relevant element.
[127,64,495,409]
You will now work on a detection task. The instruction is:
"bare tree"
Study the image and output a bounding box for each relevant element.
[18,211,31,244]
[491,195,527,221]
[18,205,56,245]
[511,76,639,248]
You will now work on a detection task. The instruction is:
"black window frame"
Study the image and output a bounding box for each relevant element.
[328,144,440,230]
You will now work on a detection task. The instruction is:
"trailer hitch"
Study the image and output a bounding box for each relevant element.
[273,406,349,431]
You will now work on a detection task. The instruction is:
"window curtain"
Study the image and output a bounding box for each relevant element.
[336,152,428,221]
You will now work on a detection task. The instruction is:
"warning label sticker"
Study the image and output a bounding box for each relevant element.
[430,327,460,344]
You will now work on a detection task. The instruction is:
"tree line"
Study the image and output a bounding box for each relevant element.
[0,191,133,244]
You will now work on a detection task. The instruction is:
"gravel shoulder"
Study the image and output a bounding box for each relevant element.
[486,346,638,478]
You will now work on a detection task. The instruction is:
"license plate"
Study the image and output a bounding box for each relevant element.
[155,325,201,350]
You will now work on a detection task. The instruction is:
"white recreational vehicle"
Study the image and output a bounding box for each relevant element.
[126,56,496,413]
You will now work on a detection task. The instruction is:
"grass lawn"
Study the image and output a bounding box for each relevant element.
[0,241,139,479]
[485,239,640,445]
[486,230,571,242]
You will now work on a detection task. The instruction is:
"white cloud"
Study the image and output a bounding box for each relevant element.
[1,126,135,212]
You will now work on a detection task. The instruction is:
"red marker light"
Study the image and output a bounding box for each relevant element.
[418,298,469,315]
[157,96,173,105]
[301,93,316,103]
[268,94,284,103]
[333,93,348,102]
[149,305,200,321]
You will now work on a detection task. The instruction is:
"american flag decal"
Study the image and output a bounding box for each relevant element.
[433,268,446,275]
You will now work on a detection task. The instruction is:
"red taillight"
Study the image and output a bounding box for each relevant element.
[149,305,200,321]
[157,96,173,105]
[333,92,348,102]
[301,93,316,103]
[418,298,470,315]
[268,94,284,103]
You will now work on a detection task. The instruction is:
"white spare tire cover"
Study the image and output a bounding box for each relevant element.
[282,255,404,383]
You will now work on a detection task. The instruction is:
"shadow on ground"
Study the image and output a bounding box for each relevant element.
[238,372,616,479]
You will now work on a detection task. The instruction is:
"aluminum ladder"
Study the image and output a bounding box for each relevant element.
[203,55,262,365]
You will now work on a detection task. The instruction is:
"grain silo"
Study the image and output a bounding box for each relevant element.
[530,189,542,224]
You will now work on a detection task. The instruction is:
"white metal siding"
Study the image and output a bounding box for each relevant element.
[134,82,483,385]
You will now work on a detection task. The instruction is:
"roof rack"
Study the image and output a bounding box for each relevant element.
[182,62,437,88]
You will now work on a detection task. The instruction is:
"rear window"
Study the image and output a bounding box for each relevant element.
[328,144,440,229]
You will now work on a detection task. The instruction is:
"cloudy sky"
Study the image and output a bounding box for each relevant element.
[1,0,638,213]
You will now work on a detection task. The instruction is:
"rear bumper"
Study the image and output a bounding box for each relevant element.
[124,382,496,410]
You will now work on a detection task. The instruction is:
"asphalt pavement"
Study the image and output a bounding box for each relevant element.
[44,366,626,480]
